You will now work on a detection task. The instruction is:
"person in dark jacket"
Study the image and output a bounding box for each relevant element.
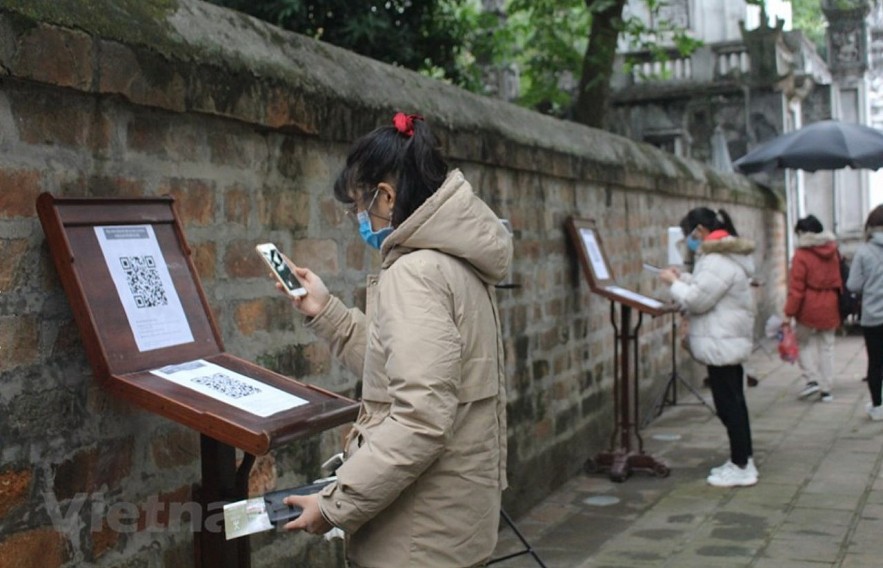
[784,215,842,403]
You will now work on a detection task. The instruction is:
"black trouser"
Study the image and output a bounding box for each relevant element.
[863,324,883,407]
[707,364,753,467]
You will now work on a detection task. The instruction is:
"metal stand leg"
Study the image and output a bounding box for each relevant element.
[488,509,548,567]
[586,303,670,482]
[195,435,253,568]
[648,314,716,426]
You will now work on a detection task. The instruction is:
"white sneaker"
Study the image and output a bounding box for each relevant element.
[819,392,833,403]
[707,463,758,487]
[867,404,883,422]
[710,458,758,478]
[798,381,820,398]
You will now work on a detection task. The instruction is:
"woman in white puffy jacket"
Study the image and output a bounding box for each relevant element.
[660,207,758,488]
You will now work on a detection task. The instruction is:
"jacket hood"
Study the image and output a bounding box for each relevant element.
[699,236,755,277]
[797,231,838,259]
[797,230,836,249]
[380,169,513,285]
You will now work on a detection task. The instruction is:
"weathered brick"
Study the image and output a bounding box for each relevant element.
[10,90,110,151]
[247,454,277,497]
[345,239,367,272]
[0,238,28,292]
[150,427,199,469]
[0,315,39,370]
[163,179,215,226]
[90,520,120,560]
[0,529,69,568]
[292,239,339,276]
[302,341,332,376]
[190,241,216,282]
[257,188,310,230]
[224,240,265,279]
[234,298,293,336]
[53,438,134,501]
[13,24,92,90]
[320,196,347,229]
[0,170,42,218]
[234,299,268,337]
[85,175,145,198]
[223,184,250,225]
[0,468,31,518]
[137,484,191,531]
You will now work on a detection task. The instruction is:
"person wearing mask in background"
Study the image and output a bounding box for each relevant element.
[278,112,513,567]
[784,215,842,403]
[660,207,758,487]
[847,204,883,421]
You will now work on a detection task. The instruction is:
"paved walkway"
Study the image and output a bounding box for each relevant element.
[493,331,882,568]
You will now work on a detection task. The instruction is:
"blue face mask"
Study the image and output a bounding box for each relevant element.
[686,235,702,252]
[357,210,393,250]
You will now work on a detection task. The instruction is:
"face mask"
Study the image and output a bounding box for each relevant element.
[357,210,393,250]
[686,235,702,252]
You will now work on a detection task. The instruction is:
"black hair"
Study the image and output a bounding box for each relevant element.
[680,207,739,237]
[333,115,448,226]
[865,203,883,233]
[795,214,824,234]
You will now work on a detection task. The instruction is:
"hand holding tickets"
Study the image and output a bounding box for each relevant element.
[659,266,681,284]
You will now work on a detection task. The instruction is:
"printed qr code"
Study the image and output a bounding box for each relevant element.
[119,255,168,308]
[191,373,262,399]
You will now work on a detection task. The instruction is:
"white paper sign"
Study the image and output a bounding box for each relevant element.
[94,225,194,352]
[668,227,685,266]
[604,285,666,310]
[579,228,611,281]
[151,359,308,417]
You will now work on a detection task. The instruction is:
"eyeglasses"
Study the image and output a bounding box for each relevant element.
[343,188,387,225]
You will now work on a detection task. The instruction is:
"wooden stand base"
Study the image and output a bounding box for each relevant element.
[585,450,670,483]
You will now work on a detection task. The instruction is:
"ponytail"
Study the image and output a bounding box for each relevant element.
[716,209,739,237]
[393,119,447,226]
[681,206,739,236]
[333,112,448,227]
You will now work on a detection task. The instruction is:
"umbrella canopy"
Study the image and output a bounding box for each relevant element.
[733,120,883,174]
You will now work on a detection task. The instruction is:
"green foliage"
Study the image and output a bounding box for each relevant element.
[505,0,590,113]
[209,0,472,84]
[206,0,698,121]
[792,0,828,57]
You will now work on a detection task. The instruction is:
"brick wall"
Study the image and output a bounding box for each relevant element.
[0,1,786,566]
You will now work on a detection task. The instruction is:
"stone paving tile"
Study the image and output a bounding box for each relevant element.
[762,537,843,563]
[493,334,879,568]
[840,555,883,568]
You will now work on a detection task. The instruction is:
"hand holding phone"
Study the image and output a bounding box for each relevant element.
[256,243,307,298]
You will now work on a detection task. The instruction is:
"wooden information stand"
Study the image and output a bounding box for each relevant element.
[566,217,672,482]
[37,194,360,568]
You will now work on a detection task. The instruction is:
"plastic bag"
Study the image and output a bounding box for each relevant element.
[765,314,784,339]
[777,323,799,363]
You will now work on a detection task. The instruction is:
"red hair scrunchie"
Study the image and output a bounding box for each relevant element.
[392,112,423,138]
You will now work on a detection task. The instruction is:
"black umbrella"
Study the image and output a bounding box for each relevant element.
[734,120,883,174]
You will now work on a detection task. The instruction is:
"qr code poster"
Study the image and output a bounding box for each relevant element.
[95,225,194,352]
[152,360,307,417]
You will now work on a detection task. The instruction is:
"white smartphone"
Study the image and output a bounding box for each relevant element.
[255,243,307,298]
[643,263,662,274]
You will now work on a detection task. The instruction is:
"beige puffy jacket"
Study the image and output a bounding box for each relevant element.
[307,170,512,567]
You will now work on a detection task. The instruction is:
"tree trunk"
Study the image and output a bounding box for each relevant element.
[572,0,627,129]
